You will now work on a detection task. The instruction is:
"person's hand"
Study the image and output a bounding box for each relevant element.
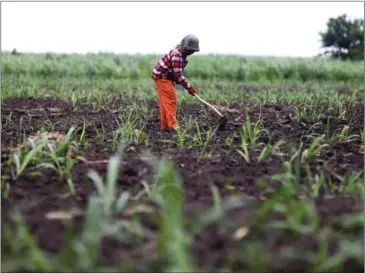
[188,86,197,96]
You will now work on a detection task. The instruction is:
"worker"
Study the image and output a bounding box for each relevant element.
[151,34,200,132]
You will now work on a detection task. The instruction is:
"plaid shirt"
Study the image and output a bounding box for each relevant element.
[151,47,191,90]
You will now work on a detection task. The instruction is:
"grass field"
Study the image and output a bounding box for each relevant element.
[1,52,364,272]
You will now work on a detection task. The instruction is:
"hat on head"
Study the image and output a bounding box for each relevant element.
[180,34,200,52]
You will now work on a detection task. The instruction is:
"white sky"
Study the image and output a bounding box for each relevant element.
[1,1,364,57]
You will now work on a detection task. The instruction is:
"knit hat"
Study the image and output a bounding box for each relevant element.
[180,34,200,52]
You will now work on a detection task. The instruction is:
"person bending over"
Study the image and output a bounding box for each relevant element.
[151,34,200,132]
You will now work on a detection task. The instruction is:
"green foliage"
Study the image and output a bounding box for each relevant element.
[319,14,364,61]
[1,52,363,83]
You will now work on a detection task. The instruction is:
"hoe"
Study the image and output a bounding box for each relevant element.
[195,94,227,130]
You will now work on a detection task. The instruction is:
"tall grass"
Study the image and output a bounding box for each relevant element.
[2,52,364,83]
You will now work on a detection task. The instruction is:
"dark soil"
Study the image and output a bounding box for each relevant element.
[1,97,364,272]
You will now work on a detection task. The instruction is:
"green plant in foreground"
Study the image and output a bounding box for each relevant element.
[268,198,319,236]
[2,213,53,272]
[141,152,194,272]
[157,158,193,272]
[58,187,132,271]
[244,243,269,273]
[190,185,253,236]
[60,139,132,270]
[87,140,130,218]
[255,163,364,271]
[3,140,138,272]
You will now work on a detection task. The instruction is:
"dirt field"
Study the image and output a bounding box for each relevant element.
[1,96,364,272]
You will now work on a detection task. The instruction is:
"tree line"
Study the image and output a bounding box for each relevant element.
[319,14,364,61]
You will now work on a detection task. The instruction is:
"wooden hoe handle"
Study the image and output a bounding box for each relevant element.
[194,94,224,117]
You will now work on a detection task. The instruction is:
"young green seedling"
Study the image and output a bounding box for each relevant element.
[236,137,250,163]
[258,139,285,162]
[4,111,13,126]
[303,165,326,198]
[330,171,364,195]
[225,132,237,147]
[192,121,204,146]
[328,125,359,143]
[92,124,106,145]
[176,126,190,148]
[40,127,78,194]
[240,114,268,151]
[11,135,47,179]
[301,135,329,163]
[198,127,214,159]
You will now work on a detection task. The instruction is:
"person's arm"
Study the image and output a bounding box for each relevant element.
[171,55,192,90]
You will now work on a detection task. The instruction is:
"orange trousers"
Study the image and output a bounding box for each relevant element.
[154,79,178,130]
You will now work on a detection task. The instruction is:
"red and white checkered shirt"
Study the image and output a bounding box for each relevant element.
[151,47,191,90]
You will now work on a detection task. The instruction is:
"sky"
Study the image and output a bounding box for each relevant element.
[1,1,364,57]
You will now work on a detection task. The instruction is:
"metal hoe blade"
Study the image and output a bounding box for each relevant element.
[218,116,228,129]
